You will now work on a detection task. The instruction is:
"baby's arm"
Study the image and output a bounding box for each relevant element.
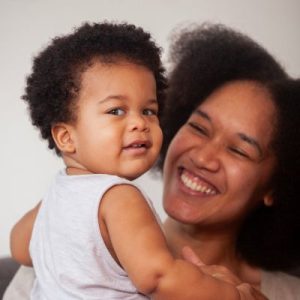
[10,202,41,266]
[100,185,255,300]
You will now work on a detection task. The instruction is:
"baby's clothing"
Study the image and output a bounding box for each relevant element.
[30,170,159,299]
[5,267,300,300]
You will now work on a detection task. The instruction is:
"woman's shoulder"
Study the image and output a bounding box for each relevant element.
[261,270,300,299]
[3,266,34,300]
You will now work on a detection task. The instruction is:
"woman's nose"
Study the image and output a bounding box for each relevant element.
[128,113,149,132]
[190,142,221,172]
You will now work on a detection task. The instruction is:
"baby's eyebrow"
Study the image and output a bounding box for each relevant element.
[98,95,158,105]
[98,95,126,104]
[237,132,263,158]
[147,98,159,105]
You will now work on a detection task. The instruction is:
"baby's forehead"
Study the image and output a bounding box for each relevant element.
[77,57,153,84]
[74,60,156,104]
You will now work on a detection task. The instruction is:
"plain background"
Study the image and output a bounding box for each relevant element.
[1,0,300,257]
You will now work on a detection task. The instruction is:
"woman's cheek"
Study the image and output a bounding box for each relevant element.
[167,127,191,157]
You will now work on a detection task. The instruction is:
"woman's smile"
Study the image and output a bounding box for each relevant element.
[163,80,277,225]
[179,167,218,196]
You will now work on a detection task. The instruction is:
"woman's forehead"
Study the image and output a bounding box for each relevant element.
[195,81,277,146]
[198,81,276,121]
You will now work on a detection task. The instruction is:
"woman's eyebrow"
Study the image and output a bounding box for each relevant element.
[194,109,211,121]
[195,108,263,158]
[238,133,263,158]
[195,109,263,157]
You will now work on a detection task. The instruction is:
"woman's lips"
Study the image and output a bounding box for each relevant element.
[179,167,218,195]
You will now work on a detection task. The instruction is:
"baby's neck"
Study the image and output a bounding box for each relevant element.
[63,154,93,175]
[65,166,93,175]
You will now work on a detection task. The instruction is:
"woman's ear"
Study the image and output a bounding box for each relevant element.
[263,190,274,207]
[51,123,76,154]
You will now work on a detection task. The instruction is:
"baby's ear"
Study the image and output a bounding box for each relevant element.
[51,123,76,154]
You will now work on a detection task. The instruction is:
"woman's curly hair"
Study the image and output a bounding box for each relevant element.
[158,24,300,270]
[23,22,166,154]
[238,79,300,271]
[158,23,287,169]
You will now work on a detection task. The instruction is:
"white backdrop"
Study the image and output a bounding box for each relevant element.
[1,0,300,256]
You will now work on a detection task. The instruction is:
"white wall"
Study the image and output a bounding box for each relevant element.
[1,0,299,256]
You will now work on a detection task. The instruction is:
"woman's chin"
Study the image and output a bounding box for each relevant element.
[164,202,201,225]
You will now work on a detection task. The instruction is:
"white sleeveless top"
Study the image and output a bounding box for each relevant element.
[30,170,159,300]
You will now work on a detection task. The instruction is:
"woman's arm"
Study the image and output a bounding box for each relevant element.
[10,202,41,266]
[100,185,267,300]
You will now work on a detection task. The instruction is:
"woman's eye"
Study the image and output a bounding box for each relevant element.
[188,122,208,136]
[229,147,250,159]
[107,108,125,116]
[143,108,157,116]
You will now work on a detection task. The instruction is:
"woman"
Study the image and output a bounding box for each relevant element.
[158,24,300,299]
[4,24,300,299]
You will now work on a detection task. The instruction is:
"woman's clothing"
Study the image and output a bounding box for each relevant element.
[3,266,35,300]
[261,270,300,299]
[28,170,158,299]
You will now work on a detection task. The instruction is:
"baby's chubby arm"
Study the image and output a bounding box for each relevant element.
[100,185,264,300]
[10,202,41,266]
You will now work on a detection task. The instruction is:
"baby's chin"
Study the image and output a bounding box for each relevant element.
[117,160,156,181]
[119,167,153,181]
[120,171,148,181]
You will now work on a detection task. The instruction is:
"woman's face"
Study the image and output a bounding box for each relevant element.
[163,80,277,227]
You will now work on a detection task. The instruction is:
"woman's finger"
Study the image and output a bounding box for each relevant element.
[181,246,205,267]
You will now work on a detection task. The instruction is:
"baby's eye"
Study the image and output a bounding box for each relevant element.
[107,108,125,116]
[143,108,157,116]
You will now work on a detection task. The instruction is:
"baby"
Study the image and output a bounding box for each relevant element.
[10,22,259,300]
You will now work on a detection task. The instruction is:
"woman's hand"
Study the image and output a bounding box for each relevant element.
[237,283,269,300]
[10,202,41,266]
[182,246,268,300]
[181,246,242,285]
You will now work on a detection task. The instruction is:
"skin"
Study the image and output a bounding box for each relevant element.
[163,80,277,289]
[10,67,268,299]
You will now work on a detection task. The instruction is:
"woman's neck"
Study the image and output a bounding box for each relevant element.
[163,217,261,288]
[163,217,236,263]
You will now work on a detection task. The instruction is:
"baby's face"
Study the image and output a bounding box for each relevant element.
[66,60,162,180]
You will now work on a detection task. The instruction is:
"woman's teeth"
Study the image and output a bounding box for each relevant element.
[180,171,217,195]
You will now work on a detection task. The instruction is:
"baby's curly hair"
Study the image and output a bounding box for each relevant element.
[158,24,300,271]
[23,22,166,154]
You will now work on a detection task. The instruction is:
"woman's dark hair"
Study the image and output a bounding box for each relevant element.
[158,23,287,168]
[23,22,166,154]
[158,24,300,270]
[238,79,300,271]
